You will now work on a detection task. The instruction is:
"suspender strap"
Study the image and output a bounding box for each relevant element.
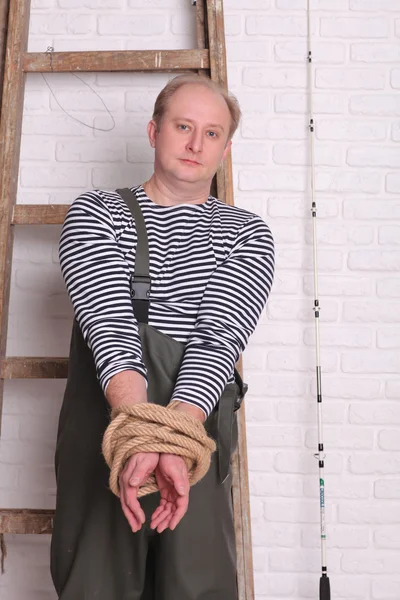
[116,188,151,325]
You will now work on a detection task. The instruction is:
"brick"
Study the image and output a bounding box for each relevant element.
[246,424,302,447]
[304,326,372,348]
[305,223,374,246]
[249,474,303,497]
[372,580,400,599]
[303,475,371,500]
[306,426,374,450]
[0,441,25,465]
[349,454,400,475]
[314,376,382,400]
[350,95,400,116]
[23,90,50,112]
[339,503,400,524]
[277,400,345,424]
[242,374,308,398]
[344,199,400,220]
[343,351,400,375]
[274,41,345,63]
[269,548,341,573]
[267,298,339,321]
[19,416,59,442]
[267,272,301,294]
[302,525,369,549]
[392,122,400,141]
[392,69,400,89]
[316,68,385,90]
[247,449,274,473]
[18,466,56,494]
[316,170,381,194]
[248,324,302,345]
[245,399,273,422]
[20,138,55,161]
[23,114,95,136]
[232,142,270,165]
[348,251,400,271]
[379,226,400,245]
[239,169,306,192]
[301,575,368,597]
[58,0,122,5]
[375,480,400,499]
[386,380,400,398]
[246,15,307,37]
[127,143,155,164]
[351,43,400,63]
[275,92,344,115]
[269,196,338,218]
[125,90,161,112]
[316,119,387,141]
[304,275,372,297]
[243,117,307,140]
[350,0,400,9]
[252,547,267,572]
[350,402,400,424]
[243,67,307,88]
[273,143,342,167]
[379,429,400,450]
[50,90,122,112]
[33,0,54,6]
[224,15,242,36]
[20,166,88,188]
[347,146,400,168]
[94,114,148,138]
[274,249,343,272]
[269,222,304,244]
[171,13,197,36]
[264,500,324,524]
[252,521,301,548]
[96,72,172,88]
[234,91,271,113]
[227,41,269,62]
[0,464,19,488]
[254,573,296,597]
[277,0,348,7]
[387,173,400,193]
[29,13,94,35]
[377,329,400,348]
[320,17,389,39]
[97,15,166,35]
[374,524,400,548]
[274,451,343,475]
[56,140,125,163]
[341,550,400,574]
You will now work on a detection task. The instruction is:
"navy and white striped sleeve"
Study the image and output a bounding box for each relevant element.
[170,215,275,417]
[59,192,147,393]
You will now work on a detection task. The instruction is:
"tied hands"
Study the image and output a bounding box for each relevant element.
[119,451,190,534]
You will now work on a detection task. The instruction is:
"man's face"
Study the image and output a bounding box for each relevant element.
[148,84,232,188]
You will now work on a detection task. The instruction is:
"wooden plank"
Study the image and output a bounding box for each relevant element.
[196,0,206,51]
[1,358,68,379]
[0,0,31,434]
[12,204,68,225]
[206,1,255,598]
[22,49,210,73]
[0,510,54,534]
[0,0,10,118]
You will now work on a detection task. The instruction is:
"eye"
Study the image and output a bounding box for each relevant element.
[207,131,218,138]
[178,124,189,131]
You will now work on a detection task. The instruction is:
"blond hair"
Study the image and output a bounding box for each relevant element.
[152,74,241,140]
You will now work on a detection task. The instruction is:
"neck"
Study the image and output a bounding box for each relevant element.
[143,174,210,207]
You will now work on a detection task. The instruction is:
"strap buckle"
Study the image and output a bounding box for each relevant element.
[130,275,151,300]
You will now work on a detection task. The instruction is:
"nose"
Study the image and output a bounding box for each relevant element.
[187,129,203,154]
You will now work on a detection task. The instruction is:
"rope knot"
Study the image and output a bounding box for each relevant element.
[102,401,216,497]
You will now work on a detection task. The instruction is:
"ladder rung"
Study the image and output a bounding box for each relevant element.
[0,509,54,534]
[12,205,68,225]
[22,49,210,73]
[1,358,68,379]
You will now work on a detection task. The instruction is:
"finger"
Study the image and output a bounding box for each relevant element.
[124,484,146,525]
[156,511,175,534]
[120,486,142,532]
[169,494,189,530]
[150,503,173,530]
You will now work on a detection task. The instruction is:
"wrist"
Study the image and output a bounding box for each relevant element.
[171,400,207,424]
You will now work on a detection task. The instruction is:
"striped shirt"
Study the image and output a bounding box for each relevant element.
[59,185,275,417]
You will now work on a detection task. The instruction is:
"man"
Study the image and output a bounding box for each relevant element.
[51,73,274,599]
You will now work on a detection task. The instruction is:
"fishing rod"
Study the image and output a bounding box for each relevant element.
[306,2,331,599]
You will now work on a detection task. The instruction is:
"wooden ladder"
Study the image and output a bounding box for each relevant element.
[0,1,254,597]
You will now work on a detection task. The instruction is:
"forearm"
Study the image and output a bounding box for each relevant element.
[171,400,206,423]
[105,370,148,409]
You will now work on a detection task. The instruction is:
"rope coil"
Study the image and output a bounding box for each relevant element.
[102,401,216,497]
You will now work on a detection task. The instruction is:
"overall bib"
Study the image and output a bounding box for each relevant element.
[50,188,246,600]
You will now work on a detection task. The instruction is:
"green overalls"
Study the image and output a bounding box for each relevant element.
[50,188,247,600]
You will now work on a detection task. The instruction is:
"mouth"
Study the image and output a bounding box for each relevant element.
[180,159,201,166]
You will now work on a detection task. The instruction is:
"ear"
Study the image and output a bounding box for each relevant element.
[222,139,232,161]
[147,120,157,148]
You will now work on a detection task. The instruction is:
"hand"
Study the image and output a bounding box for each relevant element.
[150,453,190,533]
[119,451,159,532]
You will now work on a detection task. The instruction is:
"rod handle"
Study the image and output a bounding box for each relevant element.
[320,575,331,600]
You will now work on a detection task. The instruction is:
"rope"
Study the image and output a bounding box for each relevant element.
[102,401,216,497]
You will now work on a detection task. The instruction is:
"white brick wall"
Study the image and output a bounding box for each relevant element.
[0,1,399,599]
